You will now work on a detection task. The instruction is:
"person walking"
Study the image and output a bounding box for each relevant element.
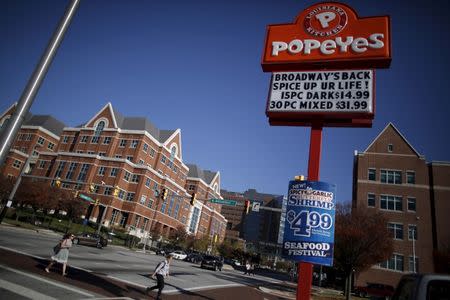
[243,260,251,275]
[45,233,74,276]
[146,254,173,300]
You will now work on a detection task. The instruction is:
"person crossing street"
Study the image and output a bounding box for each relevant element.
[146,254,173,300]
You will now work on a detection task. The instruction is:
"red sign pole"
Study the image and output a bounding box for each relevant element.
[297,124,323,300]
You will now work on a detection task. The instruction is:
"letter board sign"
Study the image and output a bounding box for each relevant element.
[282,180,336,266]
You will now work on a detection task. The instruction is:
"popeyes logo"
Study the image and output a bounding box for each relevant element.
[261,2,391,72]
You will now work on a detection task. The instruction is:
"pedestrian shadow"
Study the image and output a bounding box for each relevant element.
[34,257,137,297]
[161,282,216,300]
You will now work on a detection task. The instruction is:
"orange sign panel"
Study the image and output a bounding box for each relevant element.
[261,2,391,72]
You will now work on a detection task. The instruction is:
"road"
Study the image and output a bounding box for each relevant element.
[0,224,294,299]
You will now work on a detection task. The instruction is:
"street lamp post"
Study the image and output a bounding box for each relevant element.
[0,148,41,224]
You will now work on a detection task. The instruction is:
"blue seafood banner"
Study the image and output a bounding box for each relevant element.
[282,180,337,266]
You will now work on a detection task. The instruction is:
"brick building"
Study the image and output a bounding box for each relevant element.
[0,103,65,179]
[0,103,226,242]
[352,123,450,287]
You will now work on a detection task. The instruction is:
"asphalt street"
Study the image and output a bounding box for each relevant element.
[0,224,297,299]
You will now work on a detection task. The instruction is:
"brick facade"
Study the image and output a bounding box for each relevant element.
[1,102,227,242]
[352,123,449,287]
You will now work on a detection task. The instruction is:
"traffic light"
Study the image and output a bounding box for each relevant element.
[113,185,120,197]
[294,175,305,181]
[190,193,197,206]
[73,190,79,198]
[89,183,95,193]
[244,200,250,214]
[161,188,168,200]
[94,199,99,206]
[55,177,61,188]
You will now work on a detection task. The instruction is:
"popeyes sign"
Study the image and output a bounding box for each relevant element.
[262,2,391,72]
[262,2,391,127]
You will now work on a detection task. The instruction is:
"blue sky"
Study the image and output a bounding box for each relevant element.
[1,0,449,202]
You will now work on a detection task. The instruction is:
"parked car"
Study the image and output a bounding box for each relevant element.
[73,233,108,249]
[201,255,223,271]
[185,253,203,264]
[170,250,187,260]
[354,282,395,298]
[392,273,450,300]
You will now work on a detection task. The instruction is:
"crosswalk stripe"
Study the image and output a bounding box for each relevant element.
[0,278,58,300]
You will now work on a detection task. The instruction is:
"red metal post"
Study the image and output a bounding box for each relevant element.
[297,125,323,300]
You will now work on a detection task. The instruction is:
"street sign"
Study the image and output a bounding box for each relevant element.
[79,193,94,203]
[210,198,237,206]
[282,180,336,266]
[252,202,261,212]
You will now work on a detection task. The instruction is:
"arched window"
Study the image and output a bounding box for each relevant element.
[0,116,10,132]
[170,144,177,162]
[94,120,106,136]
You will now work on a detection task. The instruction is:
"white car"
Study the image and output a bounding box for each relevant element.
[170,250,187,260]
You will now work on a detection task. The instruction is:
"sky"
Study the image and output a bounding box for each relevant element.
[1,0,449,203]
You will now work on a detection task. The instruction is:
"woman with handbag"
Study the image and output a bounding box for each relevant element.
[45,233,74,276]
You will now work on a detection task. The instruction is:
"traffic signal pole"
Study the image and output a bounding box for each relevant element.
[297,125,323,300]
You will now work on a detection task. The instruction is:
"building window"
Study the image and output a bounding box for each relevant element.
[80,136,88,143]
[94,120,105,136]
[188,184,195,191]
[143,143,148,152]
[104,187,112,195]
[161,156,166,164]
[25,133,32,141]
[48,142,55,150]
[140,195,146,205]
[380,195,403,211]
[110,168,118,177]
[126,192,135,201]
[170,145,176,162]
[388,144,393,152]
[38,160,46,169]
[118,190,125,200]
[145,178,151,187]
[189,207,201,234]
[161,199,167,214]
[149,148,155,157]
[115,154,121,158]
[66,162,78,180]
[406,171,416,184]
[142,218,149,231]
[408,225,418,240]
[380,254,404,271]
[119,213,128,227]
[103,137,111,144]
[153,182,159,197]
[111,209,119,224]
[87,151,95,155]
[77,164,89,181]
[12,160,22,169]
[367,193,376,207]
[407,197,416,212]
[37,137,45,145]
[62,136,68,143]
[93,184,100,193]
[130,140,138,148]
[91,136,100,144]
[147,198,153,209]
[98,152,106,157]
[131,174,140,183]
[138,159,144,165]
[173,200,181,219]
[98,166,106,176]
[388,223,403,240]
[133,216,141,229]
[409,256,419,273]
[167,196,175,216]
[55,161,66,177]
[123,171,131,182]
[381,170,402,184]
[119,139,126,147]
[126,156,133,162]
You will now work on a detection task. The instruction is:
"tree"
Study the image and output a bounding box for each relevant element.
[0,174,14,203]
[15,179,50,222]
[334,203,393,300]
[169,225,188,248]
